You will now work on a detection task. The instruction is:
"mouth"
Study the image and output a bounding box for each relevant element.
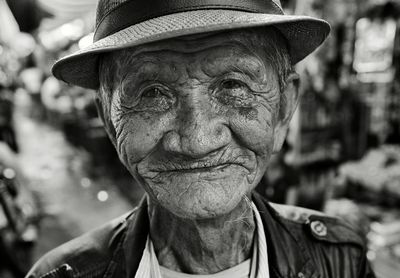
[138,149,257,178]
[157,163,235,174]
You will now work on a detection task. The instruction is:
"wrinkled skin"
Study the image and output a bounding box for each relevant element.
[98,30,299,274]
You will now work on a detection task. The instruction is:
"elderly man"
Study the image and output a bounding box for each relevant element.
[27,1,375,278]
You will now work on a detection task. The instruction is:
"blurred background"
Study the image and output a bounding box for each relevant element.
[0,0,400,277]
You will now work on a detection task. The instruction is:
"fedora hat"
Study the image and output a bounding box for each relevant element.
[52,0,330,90]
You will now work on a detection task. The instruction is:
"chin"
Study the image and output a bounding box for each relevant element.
[152,178,253,220]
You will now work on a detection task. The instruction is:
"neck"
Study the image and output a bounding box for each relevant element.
[148,197,256,275]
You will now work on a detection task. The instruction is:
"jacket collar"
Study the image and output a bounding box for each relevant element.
[122,197,150,278]
[119,194,317,278]
[252,194,318,278]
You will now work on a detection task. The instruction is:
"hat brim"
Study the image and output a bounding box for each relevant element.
[52,10,330,90]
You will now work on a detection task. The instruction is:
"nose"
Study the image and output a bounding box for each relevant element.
[162,91,231,158]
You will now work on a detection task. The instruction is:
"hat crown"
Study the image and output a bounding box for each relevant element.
[96,0,129,28]
[94,0,284,41]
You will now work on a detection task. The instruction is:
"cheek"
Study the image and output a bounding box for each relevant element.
[229,105,277,158]
[110,109,171,169]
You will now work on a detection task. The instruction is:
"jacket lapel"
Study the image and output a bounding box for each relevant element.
[252,193,318,278]
[123,197,150,278]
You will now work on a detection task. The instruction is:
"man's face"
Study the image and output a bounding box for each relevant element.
[102,32,286,219]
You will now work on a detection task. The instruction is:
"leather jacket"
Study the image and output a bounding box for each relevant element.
[26,193,376,278]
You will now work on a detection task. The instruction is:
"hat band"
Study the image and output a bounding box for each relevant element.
[94,0,284,42]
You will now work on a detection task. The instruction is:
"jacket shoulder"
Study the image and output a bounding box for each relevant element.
[269,202,366,248]
[26,210,135,278]
[270,203,375,277]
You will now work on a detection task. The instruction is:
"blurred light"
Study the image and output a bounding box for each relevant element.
[59,19,85,39]
[40,168,52,180]
[0,71,7,85]
[393,244,400,258]
[80,177,92,188]
[3,168,16,179]
[37,0,97,20]
[39,19,85,51]
[97,191,109,202]
[8,60,20,72]
[367,251,376,261]
[11,33,36,58]
[78,33,94,49]
[21,225,38,242]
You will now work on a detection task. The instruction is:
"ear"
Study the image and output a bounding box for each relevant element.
[95,96,117,147]
[272,72,300,153]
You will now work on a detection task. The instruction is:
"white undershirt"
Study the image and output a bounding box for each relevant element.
[159,259,251,278]
[134,202,269,278]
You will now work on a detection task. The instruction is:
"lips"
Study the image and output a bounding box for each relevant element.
[137,147,257,181]
[147,153,253,173]
[155,163,235,173]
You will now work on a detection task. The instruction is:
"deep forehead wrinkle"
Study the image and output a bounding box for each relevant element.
[124,29,260,56]
[125,57,181,84]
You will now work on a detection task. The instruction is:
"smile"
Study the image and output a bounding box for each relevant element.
[157,163,233,174]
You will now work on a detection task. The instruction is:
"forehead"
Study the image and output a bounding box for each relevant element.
[108,29,277,78]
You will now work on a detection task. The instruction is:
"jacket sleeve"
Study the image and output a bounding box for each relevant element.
[358,252,376,278]
[25,211,132,278]
[26,263,74,278]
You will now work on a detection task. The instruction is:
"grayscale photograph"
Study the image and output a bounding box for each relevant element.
[0,0,399,277]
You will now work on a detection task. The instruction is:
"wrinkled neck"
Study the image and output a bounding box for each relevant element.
[148,196,256,275]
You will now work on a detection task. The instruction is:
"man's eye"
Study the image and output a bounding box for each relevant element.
[215,79,255,108]
[137,86,174,112]
[142,87,164,99]
[221,80,246,90]
[121,86,174,113]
